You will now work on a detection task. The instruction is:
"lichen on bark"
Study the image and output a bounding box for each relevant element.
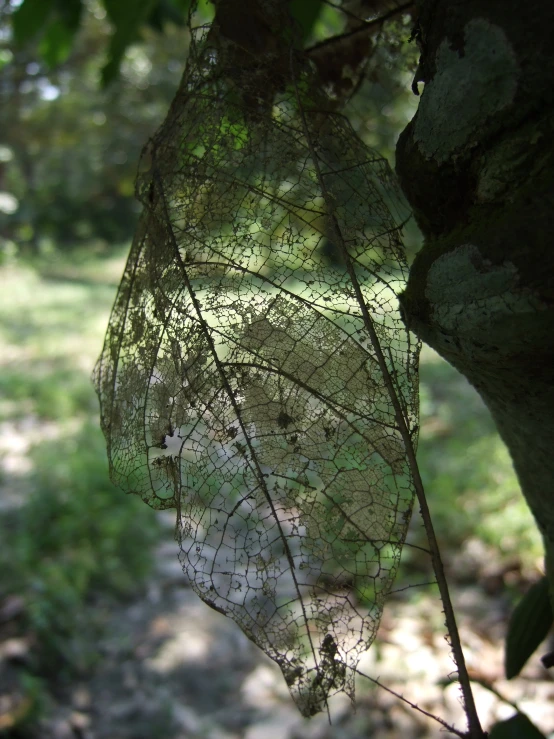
[397,0,554,599]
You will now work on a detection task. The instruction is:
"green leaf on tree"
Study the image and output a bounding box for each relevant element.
[56,0,83,33]
[489,712,547,738]
[13,0,82,64]
[39,19,75,67]
[147,0,189,32]
[505,575,553,679]
[289,0,324,40]
[101,0,159,85]
[12,0,55,45]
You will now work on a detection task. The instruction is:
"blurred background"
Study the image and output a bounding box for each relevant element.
[0,1,551,737]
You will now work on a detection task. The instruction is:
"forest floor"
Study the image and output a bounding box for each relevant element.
[0,254,552,738]
[3,515,552,739]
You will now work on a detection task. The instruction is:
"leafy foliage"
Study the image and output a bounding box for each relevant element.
[12,0,82,66]
[94,3,419,716]
[1,8,188,252]
[0,425,162,674]
[11,0,55,46]
[9,0,326,83]
[489,712,548,739]
[0,258,162,684]
[289,0,324,40]
[10,0,193,81]
[102,0,177,85]
[505,576,553,679]
[2,0,416,254]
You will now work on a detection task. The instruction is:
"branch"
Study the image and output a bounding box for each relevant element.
[355,667,468,738]
[321,0,369,24]
[306,1,414,55]
[292,43,485,739]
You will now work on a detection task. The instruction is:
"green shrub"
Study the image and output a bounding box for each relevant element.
[1,422,162,675]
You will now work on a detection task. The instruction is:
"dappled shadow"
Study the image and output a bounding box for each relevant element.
[5,524,547,739]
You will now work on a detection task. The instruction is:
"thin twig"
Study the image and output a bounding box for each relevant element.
[291,51,485,739]
[306,1,414,54]
[460,675,521,714]
[355,667,467,737]
[404,466,485,737]
[389,579,437,594]
[321,0,368,24]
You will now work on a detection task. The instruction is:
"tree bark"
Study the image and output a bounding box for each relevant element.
[395,0,554,593]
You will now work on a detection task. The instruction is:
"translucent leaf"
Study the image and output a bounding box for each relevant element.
[94,10,419,717]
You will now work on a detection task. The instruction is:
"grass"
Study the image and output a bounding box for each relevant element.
[0,248,163,703]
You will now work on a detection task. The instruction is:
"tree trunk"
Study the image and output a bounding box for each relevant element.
[395,0,554,592]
